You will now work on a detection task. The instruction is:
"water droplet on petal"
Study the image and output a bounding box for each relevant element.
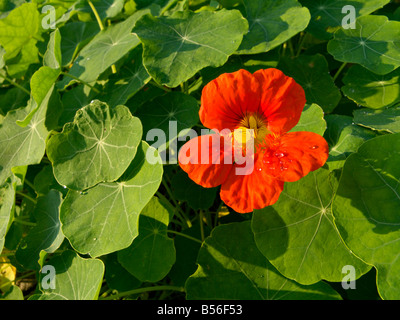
[310,145,319,150]
[263,159,271,164]
[275,152,285,158]
[280,166,288,171]
[256,167,262,172]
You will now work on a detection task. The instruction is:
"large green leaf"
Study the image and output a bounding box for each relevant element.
[279,54,341,113]
[134,9,248,87]
[300,0,390,40]
[15,190,64,270]
[117,197,176,282]
[237,0,310,54]
[60,141,163,257]
[46,100,142,191]
[0,91,53,185]
[290,103,327,136]
[353,107,400,134]
[32,250,104,300]
[333,133,400,299]
[0,3,42,76]
[252,167,370,285]
[342,65,400,109]
[324,114,377,171]
[59,8,151,88]
[186,221,341,300]
[327,15,400,75]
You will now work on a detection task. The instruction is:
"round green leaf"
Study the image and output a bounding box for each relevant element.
[353,106,400,134]
[252,167,370,285]
[47,100,142,191]
[186,221,341,300]
[117,197,176,282]
[134,9,248,87]
[300,0,390,40]
[342,65,400,109]
[35,250,104,300]
[327,15,400,75]
[237,0,310,54]
[60,141,163,258]
[333,133,400,299]
[279,54,341,113]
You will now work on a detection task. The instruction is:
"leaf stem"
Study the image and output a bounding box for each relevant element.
[100,285,184,300]
[149,80,171,92]
[161,179,192,228]
[88,0,104,31]
[167,230,203,244]
[199,210,205,242]
[12,217,36,227]
[61,72,100,93]
[295,32,308,57]
[0,270,37,290]
[333,62,348,82]
[16,191,37,204]
[0,73,30,95]
[160,0,180,16]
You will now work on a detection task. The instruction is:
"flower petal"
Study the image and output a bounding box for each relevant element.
[178,134,234,188]
[220,154,284,213]
[200,69,261,132]
[253,68,306,135]
[262,131,329,182]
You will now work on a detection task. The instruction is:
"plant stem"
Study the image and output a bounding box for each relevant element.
[160,0,180,16]
[149,80,171,92]
[0,270,37,290]
[61,72,100,93]
[199,210,205,242]
[88,0,104,31]
[295,32,308,57]
[161,179,192,228]
[333,62,348,82]
[100,285,184,300]
[13,217,36,227]
[287,39,295,57]
[167,230,203,244]
[0,73,30,95]
[23,179,36,191]
[16,191,37,204]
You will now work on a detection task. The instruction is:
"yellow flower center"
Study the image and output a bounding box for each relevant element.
[233,113,270,148]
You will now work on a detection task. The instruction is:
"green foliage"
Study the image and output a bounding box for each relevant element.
[0,0,399,302]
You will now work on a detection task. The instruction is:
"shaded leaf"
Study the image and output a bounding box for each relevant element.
[333,133,400,299]
[353,106,400,134]
[118,197,176,282]
[186,221,341,300]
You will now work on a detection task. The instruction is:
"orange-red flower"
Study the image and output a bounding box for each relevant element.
[178,68,329,213]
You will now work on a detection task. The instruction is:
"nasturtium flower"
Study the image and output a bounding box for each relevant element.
[178,68,329,213]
